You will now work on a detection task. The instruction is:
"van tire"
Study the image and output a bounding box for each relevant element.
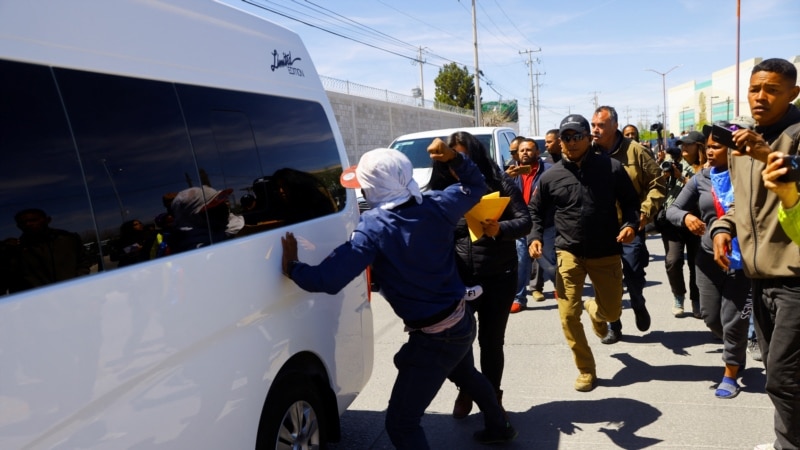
[256,376,327,450]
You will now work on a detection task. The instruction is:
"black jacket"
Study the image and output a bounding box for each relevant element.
[530,151,640,258]
[454,170,532,282]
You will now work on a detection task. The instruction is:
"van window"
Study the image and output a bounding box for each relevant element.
[496,131,513,167]
[0,59,345,294]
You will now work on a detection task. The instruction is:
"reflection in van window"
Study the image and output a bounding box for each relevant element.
[0,209,92,294]
[0,59,345,295]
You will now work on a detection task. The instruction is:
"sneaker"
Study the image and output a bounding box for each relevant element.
[753,444,775,450]
[464,285,483,301]
[574,372,596,392]
[748,339,763,362]
[510,301,525,314]
[532,290,546,302]
[473,421,518,444]
[633,306,651,332]
[672,296,684,317]
[601,328,620,345]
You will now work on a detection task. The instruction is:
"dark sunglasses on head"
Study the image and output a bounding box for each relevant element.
[561,133,585,143]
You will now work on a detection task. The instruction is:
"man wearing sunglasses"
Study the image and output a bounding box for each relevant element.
[528,114,639,392]
[591,106,665,345]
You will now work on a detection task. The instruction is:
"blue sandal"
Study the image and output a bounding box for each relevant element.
[715,377,740,399]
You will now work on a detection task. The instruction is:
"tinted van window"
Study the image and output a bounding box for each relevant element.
[0,59,345,294]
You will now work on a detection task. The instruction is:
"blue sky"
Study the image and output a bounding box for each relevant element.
[261,0,800,137]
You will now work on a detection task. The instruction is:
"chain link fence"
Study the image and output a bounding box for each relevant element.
[321,75,473,117]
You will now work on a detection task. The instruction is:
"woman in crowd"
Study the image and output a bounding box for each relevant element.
[666,124,751,399]
[428,131,531,418]
[655,146,701,318]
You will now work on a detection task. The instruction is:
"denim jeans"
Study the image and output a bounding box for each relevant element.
[536,226,557,284]
[751,276,800,450]
[514,237,531,304]
[660,222,700,302]
[694,250,750,367]
[386,312,506,449]
[610,230,648,333]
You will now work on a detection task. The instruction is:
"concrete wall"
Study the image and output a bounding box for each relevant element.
[326,91,473,165]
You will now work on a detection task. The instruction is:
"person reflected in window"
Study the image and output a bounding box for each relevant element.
[2,208,91,293]
[111,219,155,267]
[271,168,338,224]
[170,186,234,252]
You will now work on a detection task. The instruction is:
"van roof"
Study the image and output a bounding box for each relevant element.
[393,126,515,141]
[0,0,324,101]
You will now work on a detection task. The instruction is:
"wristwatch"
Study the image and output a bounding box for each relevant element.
[285,260,301,277]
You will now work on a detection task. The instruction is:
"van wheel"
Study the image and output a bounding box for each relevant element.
[257,378,326,450]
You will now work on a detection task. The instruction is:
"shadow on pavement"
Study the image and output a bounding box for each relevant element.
[331,398,663,449]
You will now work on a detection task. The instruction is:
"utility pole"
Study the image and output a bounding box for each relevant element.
[471,0,481,126]
[417,46,425,105]
[533,68,545,135]
[590,91,601,110]
[519,48,541,136]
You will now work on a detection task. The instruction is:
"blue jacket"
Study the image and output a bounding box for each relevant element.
[513,158,550,200]
[290,154,486,327]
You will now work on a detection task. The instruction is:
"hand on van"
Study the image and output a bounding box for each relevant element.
[281,232,299,276]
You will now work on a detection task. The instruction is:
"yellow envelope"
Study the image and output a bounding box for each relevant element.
[465,192,510,241]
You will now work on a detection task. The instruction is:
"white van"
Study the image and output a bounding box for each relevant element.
[388,127,518,189]
[0,1,372,449]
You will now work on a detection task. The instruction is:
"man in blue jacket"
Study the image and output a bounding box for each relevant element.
[510,137,551,313]
[529,114,640,392]
[281,143,517,449]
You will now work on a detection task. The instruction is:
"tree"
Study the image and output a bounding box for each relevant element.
[434,63,476,110]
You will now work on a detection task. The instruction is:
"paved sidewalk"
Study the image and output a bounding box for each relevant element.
[331,235,774,449]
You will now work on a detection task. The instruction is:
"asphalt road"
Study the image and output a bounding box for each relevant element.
[330,234,774,449]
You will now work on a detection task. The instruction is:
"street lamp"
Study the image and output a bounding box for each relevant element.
[681,106,689,132]
[646,65,681,149]
[710,95,719,123]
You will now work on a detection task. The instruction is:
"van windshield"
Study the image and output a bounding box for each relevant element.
[390,134,493,168]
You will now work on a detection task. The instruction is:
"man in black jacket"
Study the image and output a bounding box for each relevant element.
[529,114,640,392]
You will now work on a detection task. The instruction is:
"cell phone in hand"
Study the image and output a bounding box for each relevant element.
[516,165,532,174]
[711,124,738,149]
[777,154,800,182]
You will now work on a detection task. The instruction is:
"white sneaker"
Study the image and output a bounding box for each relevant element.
[463,285,483,301]
[753,443,775,450]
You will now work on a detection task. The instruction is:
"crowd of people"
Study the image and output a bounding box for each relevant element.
[282,57,800,450]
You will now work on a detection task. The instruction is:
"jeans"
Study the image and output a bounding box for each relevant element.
[514,237,531,304]
[536,226,557,284]
[386,312,506,449]
[467,269,517,390]
[527,226,557,295]
[694,250,750,368]
[751,276,800,450]
[660,223,700,302]
[610,231,648,333]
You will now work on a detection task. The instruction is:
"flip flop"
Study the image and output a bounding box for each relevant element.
[715,377,740,399]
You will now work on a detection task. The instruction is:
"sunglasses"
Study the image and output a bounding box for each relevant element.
[560,133,585,143]
[509,150,518,155]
